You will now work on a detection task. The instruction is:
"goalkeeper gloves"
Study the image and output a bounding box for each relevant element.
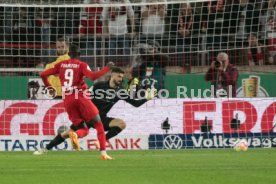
[132,77,139,85]
[145,87,157,100]
[127,77,140,93]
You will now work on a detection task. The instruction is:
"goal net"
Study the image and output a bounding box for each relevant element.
[0,0,276,151]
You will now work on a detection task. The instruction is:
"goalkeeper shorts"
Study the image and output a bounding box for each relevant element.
[99,115,115,131]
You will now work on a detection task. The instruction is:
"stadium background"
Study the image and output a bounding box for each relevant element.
[0,0,275,151]
[0,1,276,184]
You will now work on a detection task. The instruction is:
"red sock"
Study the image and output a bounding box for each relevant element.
[94,122,106,151]
[76,127,89,138]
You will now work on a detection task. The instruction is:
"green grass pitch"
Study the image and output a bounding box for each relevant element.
[0,149,275,184]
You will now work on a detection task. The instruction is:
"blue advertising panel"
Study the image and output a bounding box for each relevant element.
[149,133,276,149]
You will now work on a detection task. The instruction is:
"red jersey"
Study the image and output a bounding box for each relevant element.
[40,59,110,94]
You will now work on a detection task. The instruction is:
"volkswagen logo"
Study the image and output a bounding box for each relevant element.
[163,135,183,149]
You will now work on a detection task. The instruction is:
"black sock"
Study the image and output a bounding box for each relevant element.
[46,134,65,150]
[106,127,122,140]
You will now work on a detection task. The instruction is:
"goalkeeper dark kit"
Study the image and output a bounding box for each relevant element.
[91,81,147,116]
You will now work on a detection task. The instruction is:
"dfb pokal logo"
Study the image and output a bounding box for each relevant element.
[163,135,183,149]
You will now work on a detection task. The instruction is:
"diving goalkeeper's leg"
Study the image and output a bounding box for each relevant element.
[89,117,125,150]
[105,118,126,140]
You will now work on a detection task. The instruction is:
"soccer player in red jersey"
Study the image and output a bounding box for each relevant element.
[34,44,113,160]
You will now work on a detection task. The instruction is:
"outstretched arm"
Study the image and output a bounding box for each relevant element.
[82,64,111,81]
[125,97,148,107]
[124,87,156,107]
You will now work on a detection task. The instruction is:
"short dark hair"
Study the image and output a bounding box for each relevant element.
[69,44,81,59]
[111,67,124,74]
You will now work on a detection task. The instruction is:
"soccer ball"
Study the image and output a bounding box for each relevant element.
[233,139,248,151]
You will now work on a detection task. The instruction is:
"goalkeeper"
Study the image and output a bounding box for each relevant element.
[90,67,156,141]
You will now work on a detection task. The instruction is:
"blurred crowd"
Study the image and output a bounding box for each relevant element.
[0,0,276,68]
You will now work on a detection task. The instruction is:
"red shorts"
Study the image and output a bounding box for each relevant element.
[63,93,99,126]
